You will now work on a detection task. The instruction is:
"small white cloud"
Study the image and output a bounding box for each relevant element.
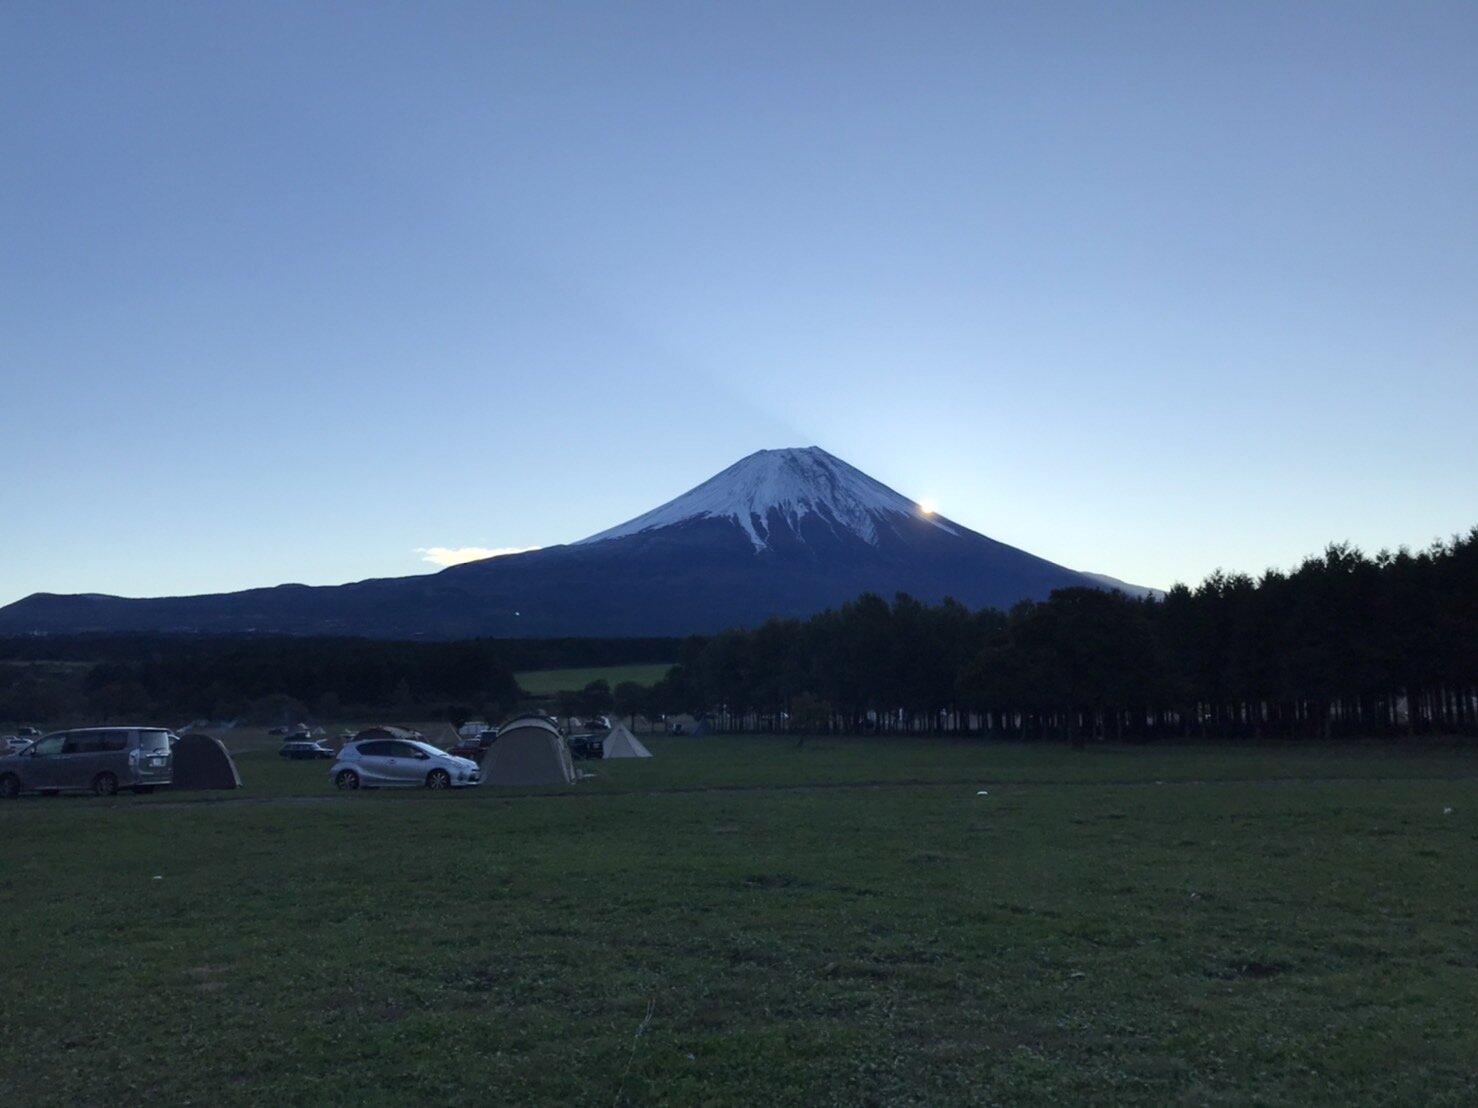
[417,546,540,567]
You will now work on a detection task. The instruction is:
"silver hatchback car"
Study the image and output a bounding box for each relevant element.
[0,726,175,798]
[330,739,479,790]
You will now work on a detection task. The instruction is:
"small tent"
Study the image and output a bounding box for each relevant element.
[170,734,243,790]
[481,716,577,786]
[601,723,652,759]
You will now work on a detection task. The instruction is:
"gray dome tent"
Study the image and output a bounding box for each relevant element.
[480,716,577,786]
[170,734,243,790]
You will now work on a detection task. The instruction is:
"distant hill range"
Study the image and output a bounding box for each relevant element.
[0,447,1159,638]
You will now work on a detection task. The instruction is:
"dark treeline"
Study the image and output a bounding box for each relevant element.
[3,534,1474,739]
[0,635,681,726]
[645,533,1478,740]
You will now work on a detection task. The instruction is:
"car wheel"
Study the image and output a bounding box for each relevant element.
[0,774,19,800]
[92,772,118,797]
[426,768,452,790]
[334,769,360,790]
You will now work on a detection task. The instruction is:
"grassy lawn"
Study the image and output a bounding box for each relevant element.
[514,663,673,696]
[1,738,1474,1105]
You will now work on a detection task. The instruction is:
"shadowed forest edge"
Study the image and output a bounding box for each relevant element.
[2,532,1474,740]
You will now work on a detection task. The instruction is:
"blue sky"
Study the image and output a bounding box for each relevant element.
[4,1,1475,609]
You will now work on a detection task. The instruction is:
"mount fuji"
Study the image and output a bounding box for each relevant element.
[0,447,1150,638]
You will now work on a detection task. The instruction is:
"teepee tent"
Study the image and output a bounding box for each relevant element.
[601,723,652,759]
[481,716,577,786]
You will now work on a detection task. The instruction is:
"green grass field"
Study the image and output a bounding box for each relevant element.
[1,737,1474,1106]
[514,663,673,697]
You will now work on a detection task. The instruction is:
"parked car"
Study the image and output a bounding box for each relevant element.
[568,733,605,760]
[4,736,34,753]
[330,739,479,790]
[0,726,175,798]
[279,740,335,760]
[449,729,498,764]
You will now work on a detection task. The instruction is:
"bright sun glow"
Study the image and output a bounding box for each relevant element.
[417,546,541,567]
[919,498,937,515]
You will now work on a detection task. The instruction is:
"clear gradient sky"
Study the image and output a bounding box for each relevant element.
[4,1,1475,609]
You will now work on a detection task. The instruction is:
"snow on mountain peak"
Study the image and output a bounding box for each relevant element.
[577,446,957,550]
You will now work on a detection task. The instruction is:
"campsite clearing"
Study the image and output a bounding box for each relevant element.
[0,737,1474,1106]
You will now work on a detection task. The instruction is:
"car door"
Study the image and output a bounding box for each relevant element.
[131,729,171,784]
[352,741,395,785]
[382,741,428,786]
[57,731,105,790]
[22,733,68,789]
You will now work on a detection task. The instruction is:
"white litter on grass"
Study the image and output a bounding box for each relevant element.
[1443,807,1454,815]
[152,875,162,880]
[976,790,989,796]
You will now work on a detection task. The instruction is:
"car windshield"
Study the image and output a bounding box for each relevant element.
[408,741,443,757]
[138,730,173,753]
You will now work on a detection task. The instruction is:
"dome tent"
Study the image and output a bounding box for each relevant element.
[170,734,243,790]
[480,715,577,786]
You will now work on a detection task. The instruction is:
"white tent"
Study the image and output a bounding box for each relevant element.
[602,723,652,759]
[481,717,577,786]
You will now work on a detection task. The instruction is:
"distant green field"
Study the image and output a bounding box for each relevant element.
[515,663,673,696]
[1,738,1474,1106]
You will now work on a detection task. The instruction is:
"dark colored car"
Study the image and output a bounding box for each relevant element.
[450,729,498,764]
[568,734,605,760]
[279,740,335,760]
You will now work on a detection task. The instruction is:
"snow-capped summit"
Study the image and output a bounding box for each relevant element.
[577,446,957,550]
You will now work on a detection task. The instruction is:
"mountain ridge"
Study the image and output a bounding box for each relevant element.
[0,447,1156,638]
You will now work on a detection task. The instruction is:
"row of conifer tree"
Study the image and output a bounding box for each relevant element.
[2,530,1473,739]
[643,531,1478,739]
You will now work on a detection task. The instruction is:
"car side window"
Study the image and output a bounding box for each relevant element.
[357,741,391,757]
[33,735,66,756]
[101,731,129,752]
